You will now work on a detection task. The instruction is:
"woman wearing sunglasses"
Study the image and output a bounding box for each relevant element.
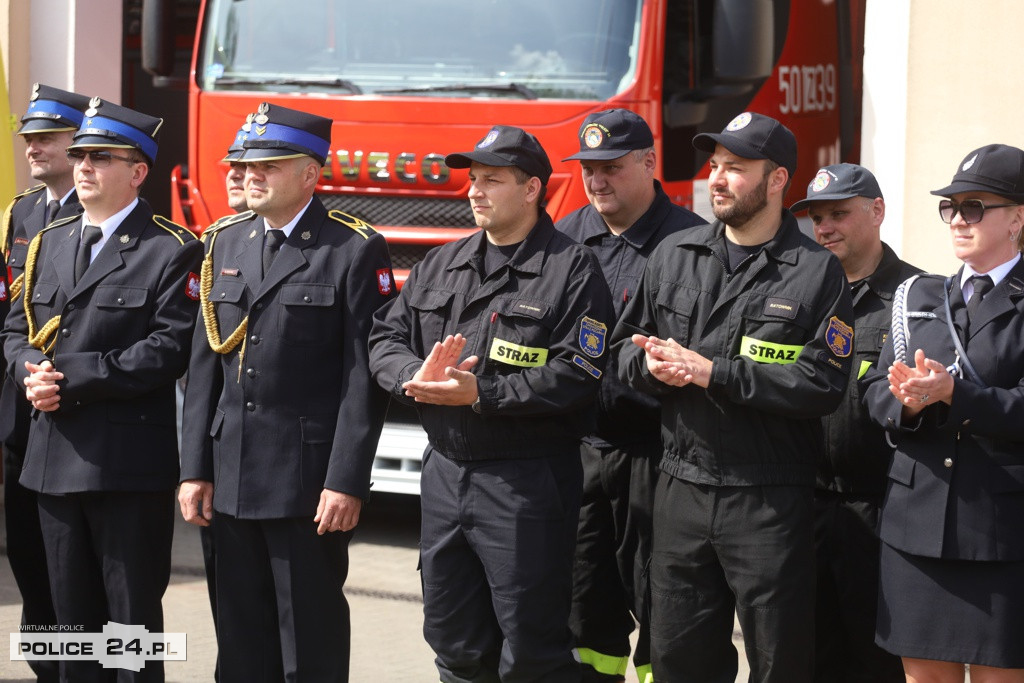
[863,143,1024,682]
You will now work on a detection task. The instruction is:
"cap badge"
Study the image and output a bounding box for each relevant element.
[810,169,831,193]
[29,83,40,101]
[242,112,254,133]
[726,112,752,131]
[254,102,269,126]
[478,129,500,149]
[962,154,978,172]
[84,97,102,118]
[119,235,130,244]
[255,125,267,136]
[582,124,605,149]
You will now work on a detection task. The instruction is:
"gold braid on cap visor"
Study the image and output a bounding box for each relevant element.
[199,228,249,380]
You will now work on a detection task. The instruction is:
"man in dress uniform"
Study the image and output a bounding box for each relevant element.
[790,163,919,682]
[613,112,854,682]
[2,98,203,682]
[369,125,614,683]
[178,102,394,683]
[0,83,88,683]
[556,109,704,683]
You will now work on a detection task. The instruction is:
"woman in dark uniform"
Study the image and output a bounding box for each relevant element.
[865,143,1024,683]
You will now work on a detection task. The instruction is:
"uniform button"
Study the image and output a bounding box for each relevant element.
[246,368,256,378]
[67,303,75,311]
[250,335,260,344]
[303,295,312,303]
[220,292,226,299]
[255,302,263,310]
[962,419,971,427]
[139,414,147,421]
[246,402,256,412]
[117,297,125,305]
[944,457,953,468]
[887,417,895,424]
[61,329,70,338]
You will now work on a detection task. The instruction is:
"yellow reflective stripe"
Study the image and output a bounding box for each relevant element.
[858,359,872,379]
[488,337,548,367]
[739,336,803,364]
[575,648,628,677]
[636,663,653,682]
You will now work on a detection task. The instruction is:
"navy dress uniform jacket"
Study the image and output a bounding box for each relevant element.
[613,211,854,486]
[368,214,614,459]
[0,185,83,455]
[863,260,1024,561]
[179,198,394,518]
[1,199,202,493]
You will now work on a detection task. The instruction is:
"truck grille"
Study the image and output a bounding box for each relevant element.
[317,194,475,228]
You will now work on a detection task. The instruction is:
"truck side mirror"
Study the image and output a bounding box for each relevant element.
[142,0,175,79]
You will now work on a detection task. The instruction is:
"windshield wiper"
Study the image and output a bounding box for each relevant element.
[377,82,538,100]
[213,77,363,94]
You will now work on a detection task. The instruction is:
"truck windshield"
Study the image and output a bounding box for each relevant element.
[198,0,642,100]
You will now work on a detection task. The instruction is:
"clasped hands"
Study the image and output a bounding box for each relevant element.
[887,348,955,416]
[24,360,62,412]
[631,334,712,389]
[403,333,479,406]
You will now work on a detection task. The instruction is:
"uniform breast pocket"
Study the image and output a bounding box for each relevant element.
[210,278,249,332]
[738,297,814,364]
[279,283,337,346]
[655,283,699,348]
[94,285,149,312]
[408,288,454,349]
[488,299,554,371]
[7,242,28,271]
[29,281,60,320]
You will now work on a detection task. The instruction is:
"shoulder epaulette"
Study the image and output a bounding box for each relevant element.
[202,210,255,242]
[12,184,46,201]
[328,209,377,240]
[46,214,79,232]
[153,215,197,245]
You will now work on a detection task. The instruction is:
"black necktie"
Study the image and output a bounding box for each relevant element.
[74,225,103,284]
[45,200,61,226]
[262,229,286,277]
[966,274,993,324]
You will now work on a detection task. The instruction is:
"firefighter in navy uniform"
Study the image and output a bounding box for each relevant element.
[0,83,88,683]
[2,98,202,683]
[613,113,854,682]
[178,103,394,683]
[369,125,613,683]
[790,163,918,682]
[556,109,704,683]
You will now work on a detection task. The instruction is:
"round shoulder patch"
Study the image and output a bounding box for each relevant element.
[478,129,500,148]
[726,112,752,131]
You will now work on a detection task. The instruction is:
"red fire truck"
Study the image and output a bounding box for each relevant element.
[145,0,865,494]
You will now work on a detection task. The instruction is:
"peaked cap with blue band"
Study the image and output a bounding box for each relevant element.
[69,98,163,166]
[238,103,332,166]
[223,114,253,162]
[19,84,90,135]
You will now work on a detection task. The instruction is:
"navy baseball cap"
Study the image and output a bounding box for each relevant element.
[930,144,1024,202]
[69,98,163,166]
[791,163,883,212]
[239,103,332,166]
[19,84,90,135]
[445,125,552,184]
[563,109,655,162]
[693,112,797,177]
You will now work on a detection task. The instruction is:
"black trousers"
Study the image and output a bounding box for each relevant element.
[650,477,815,683]
[420,448,583,683]
[570,441,658,681]
[813,492,904,683]
[212,513,352,683]
[37,489,174,683]
[4,444,59,682]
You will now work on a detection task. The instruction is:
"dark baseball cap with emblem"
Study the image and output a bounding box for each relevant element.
[930,144,1024,202]
[445,125,552,184]
[790,163,883,212]
[69,98,163,166]
[239,103,332,166]
[562,109,654,162]
[693,112,798,177]
[18,84,90,135]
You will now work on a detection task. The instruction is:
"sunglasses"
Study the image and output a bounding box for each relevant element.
[66,149,140,168]
[938,198,1019,225]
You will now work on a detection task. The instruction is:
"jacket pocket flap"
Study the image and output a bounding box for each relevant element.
[94,285,148,309]
[888,450,916,486]
[300,416,334,444]
[499,299,552,322]
[211,278,247,304]
[655,283,698,315]
[281,283,335,307]
[209,409,225,438]
[7,243,28,268]
[30,281,59,305]
[409,288,452,312]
